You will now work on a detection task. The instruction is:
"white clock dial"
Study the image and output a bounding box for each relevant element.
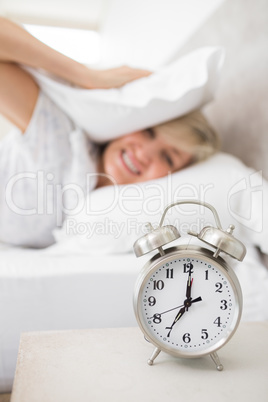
[135,249,242,358]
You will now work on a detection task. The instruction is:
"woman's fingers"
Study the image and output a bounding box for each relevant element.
[82,65,152,89]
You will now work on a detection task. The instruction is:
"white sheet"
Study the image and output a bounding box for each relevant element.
[0,242,267,392]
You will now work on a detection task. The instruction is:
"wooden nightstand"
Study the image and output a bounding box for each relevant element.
[11,323,268,402]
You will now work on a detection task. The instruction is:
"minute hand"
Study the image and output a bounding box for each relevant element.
[186,274,193,299]
[166,306,186,338]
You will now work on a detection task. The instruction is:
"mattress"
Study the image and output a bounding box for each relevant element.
[0,241,267,392]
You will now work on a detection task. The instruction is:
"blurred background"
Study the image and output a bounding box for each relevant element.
[0,0,224,68]
[0,0,267,175]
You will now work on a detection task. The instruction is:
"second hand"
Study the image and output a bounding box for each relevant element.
[149,296,202,319]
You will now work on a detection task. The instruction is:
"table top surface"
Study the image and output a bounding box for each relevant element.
[11,322,268,402]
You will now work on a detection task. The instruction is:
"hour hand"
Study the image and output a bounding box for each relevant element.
[166,306,186,337]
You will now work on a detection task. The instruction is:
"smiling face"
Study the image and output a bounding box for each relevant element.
[96,127,193,187]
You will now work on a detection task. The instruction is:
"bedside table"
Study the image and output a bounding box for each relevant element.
[11,323,268,402]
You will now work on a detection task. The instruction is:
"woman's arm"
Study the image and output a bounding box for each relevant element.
[0,17,150,89]
[0,62,39,132]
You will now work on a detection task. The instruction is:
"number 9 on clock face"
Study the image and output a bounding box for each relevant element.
[133,247,242,358]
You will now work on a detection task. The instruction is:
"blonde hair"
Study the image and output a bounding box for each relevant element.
[155,110,220,164]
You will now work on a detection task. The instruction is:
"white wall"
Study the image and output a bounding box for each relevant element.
[100,0,225,69]
[0,0,108,28]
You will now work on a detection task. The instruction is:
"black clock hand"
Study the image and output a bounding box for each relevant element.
[185,271,194,311]
[191,296,202,304]
[186,273,193,299]
[166,306,186,337]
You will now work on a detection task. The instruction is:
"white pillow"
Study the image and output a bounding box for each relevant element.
[26,46,224,141]
[54,153,268,256]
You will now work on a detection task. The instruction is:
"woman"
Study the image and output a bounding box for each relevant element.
[0,17,219,247]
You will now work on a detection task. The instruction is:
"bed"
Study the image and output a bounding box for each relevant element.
[0,0,268,394]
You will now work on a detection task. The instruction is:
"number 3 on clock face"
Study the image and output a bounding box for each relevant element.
[134,247,242,358]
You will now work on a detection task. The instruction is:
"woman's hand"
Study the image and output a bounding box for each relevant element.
[80,65,152,89]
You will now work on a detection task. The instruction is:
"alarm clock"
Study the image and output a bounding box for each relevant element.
[133,200,246,370]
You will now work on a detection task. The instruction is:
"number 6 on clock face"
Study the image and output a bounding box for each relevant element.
[134,247,242,358]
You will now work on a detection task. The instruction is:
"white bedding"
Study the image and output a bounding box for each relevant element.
[0,241,267,392]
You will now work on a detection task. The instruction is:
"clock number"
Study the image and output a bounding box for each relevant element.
[205,270,209,280]
[153,280,164,290]
[201,329,209,340]
[182,333,191,343]
[148,296,156,306]
[215,282,223,293]
[213,317,222,327]
[183,262,194,274]
[166,268,174,279]
[152,314,162,324]
[220,300,228,310]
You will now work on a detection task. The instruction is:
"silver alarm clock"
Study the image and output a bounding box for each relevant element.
[133,200,246,370]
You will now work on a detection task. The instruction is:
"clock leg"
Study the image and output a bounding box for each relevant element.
[147,347,161,365]
[210,352,224,371]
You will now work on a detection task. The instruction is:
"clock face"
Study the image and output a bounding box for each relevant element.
[135,248,242,358]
